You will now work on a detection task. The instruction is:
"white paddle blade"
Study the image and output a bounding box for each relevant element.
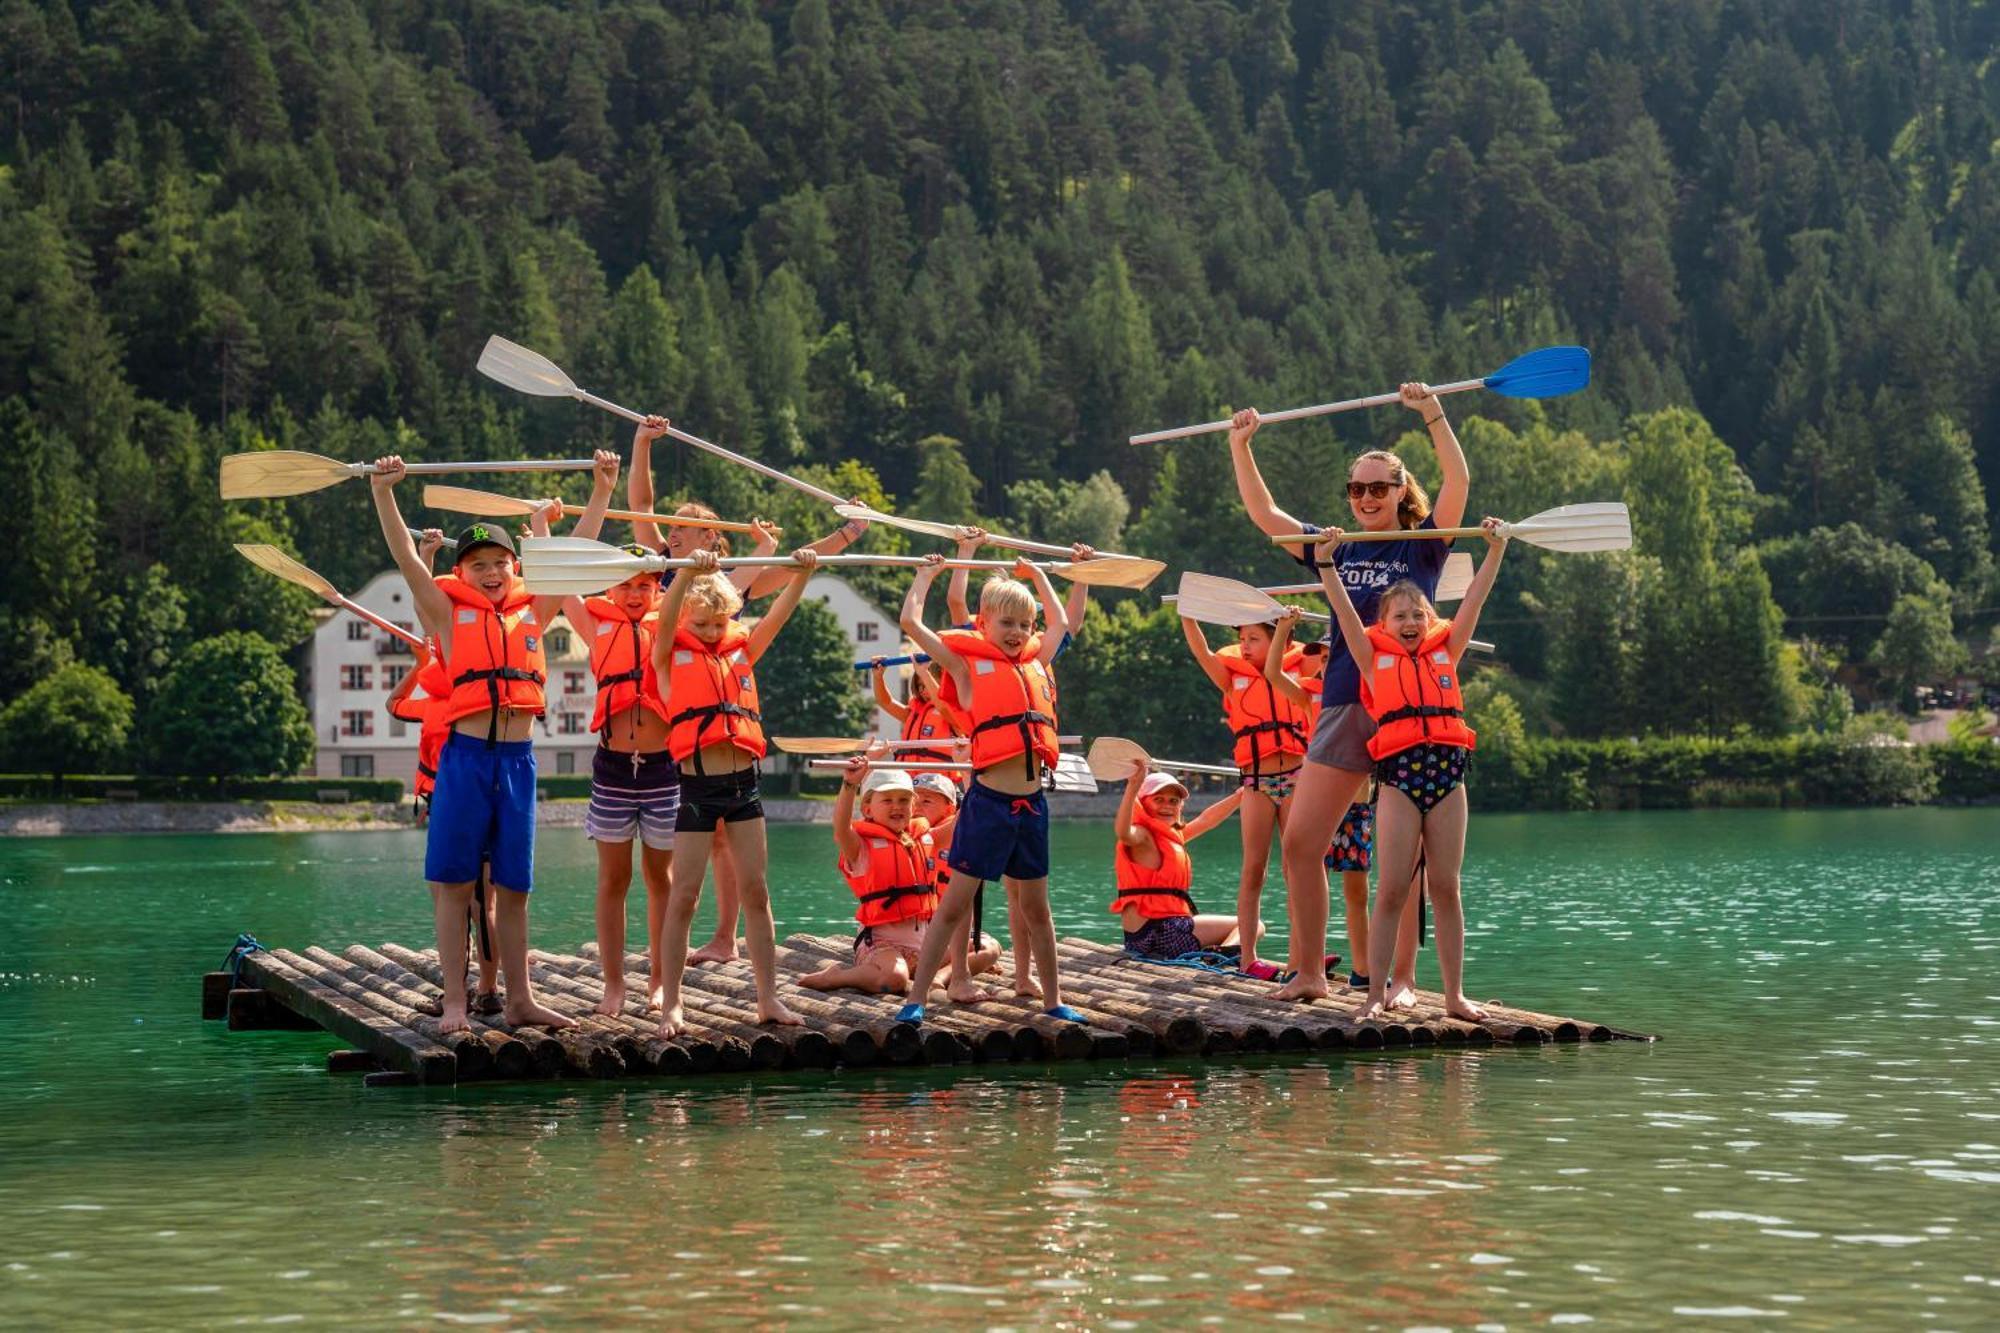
[476,335,578,398]
[233,543,339,601]
[422,484,535,518]
[219,450,357,498]
[1055,554,1165,590]
[1050,752,1099,794]
[1086,735,1149,783]
[835,503,971,542]
[1436,552,1474,603]
[518,536,658,597]
[1506,502,1632,551]
[1171,572,1327,627]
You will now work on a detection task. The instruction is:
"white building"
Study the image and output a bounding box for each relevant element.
[301,570,901,791]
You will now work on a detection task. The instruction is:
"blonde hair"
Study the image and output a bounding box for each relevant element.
[1375,579,1438,626]
[1351,450,1431,529]
[978,576,1036,622]
[683,572,743,618]
[672,501,731,556]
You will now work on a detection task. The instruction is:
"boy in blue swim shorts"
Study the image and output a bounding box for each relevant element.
[371,455,615,1034]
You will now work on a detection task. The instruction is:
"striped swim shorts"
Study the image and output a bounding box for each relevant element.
[584,745,679,850]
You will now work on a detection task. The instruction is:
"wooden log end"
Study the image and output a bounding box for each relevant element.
[1051,1025,1094,1061]
[746,1033,788,1070]
[678,1039,721,1074]
[1550,1020,1583,1043]
[881,1022,924,1064]
[1509,1024,1548,1046]
[1161,1015,1206,1056]
[1380,1024,1413,1048]
[1118,1026,1155,1058]
[583,1043,627,1078]
[833,1028,878,1066]
[326,1049,380,1074]
[1203,1029,1240,1056]
[1408,1025,1439,1048]
[488,1041,534,1081]
[363,1070,418,1088]
[201,972,233,1020]
[1003,1026,1044,1061]
[788,1029,839,1069]
[1349,1025,1385,1051]
[1273,1026,1312,1053]
[1084,1029,1128,1060]
[650,1040,693,1075]
[918,1028,964,1064]
[227,988,320,1032]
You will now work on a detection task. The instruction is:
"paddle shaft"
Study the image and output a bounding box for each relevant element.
[405,527,459,553]
[808,759,975,773]
[334,595,424,650]
[385,459,596,476]
[570,389,850,507]
[1272,526,1489,545]
[549,500,758,532]
[1129,376,1484,445]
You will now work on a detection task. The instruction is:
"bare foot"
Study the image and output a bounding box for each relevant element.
[1353,996,1385,1021]
[439,1003,470,1034]
[757,998,803,1027]
[1273,971,1329,1002]
[594,982,626,1017]
[646,981,664,1011]
[688,936,742,965]
[947,979,988,1004]
[505,999,577,1031]
[1011,975,1043,1001]
[1386,983,1418,1012]
[798,969,837,992]
[1445,996,1491,1022]
[657,1004,687,1038]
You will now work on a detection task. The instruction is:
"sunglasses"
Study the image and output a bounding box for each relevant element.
[1346,476,1404,500]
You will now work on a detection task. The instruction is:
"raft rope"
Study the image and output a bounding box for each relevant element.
[222,932,265,985]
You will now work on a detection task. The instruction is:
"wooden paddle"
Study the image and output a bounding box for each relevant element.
[1129,346,1592,444]
[518,536,1164,598]
[477,337,1134,562]
[1170,571,1495,654]
[1271,503,1631,553]
[421,484,759,533]
[774,735,1080,755]
[233,544,424,649]
[219,450,596,500]
[1163,552,1474,610]
[1086,736,1239,781]
[806,752,1100,794]
[405,527,458,554]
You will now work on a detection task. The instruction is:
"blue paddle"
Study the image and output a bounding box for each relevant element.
[1128,345,1592,444]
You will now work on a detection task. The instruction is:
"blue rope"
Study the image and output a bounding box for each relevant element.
[222,932,265,986]
[1122,948,1244,977]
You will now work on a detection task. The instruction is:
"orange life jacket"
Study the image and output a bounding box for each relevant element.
[1215,644,1310,771]
[664,620,766,766]
[900,693,960,767]
[586,597,668,733]
[1300,672,1323,727]
[841,815,939,927]
[1110,806,1196,920]
[386,653,452,798]
[1362,620,1476,760]
[937,629,1060,776]
[437,575,545,728]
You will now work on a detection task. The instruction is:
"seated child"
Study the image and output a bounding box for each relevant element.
[1112,762,1252,959]
[911,772,1002,976]
[801,761,943,995]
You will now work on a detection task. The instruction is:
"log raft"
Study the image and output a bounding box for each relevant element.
[203,933,1653,1084]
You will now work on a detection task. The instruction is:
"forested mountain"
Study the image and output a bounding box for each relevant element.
[2,0,1995,763]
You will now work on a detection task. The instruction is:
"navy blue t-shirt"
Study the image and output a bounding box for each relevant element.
[1293,515,1449,706]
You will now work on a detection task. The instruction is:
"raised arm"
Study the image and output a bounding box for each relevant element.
[1226,409,1306,538]
[744,549,818,661]
[651,549,715,687]
[525,497,571,629]
[870,660,910,723]
[1263,607,1311,708]
[385,639,431,719]
[626,416,671,550]
[1402,382,1468,530]
[1113,757,1150,848]
[369,457,451,638]
[1446,520,1507,659]
[1023,561,1068,666]
[900,556,970,700]
[726,518,785,596]
[1314,534,1374,667]
[1181,787,1245,842]
[1179,615,1231,691]
[570,449,620,542]
[741,510,865,600]
[946,527,985,625]
[832,753,868,865]
[1060,544,1095,642]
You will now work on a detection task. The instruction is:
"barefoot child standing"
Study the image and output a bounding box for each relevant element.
[1112,762,1251,959]
[1316,520,1507,1022]
[800,758,947,996]
[894,554,1084,1025]
[369,458,605,1034]
[650,547,819,1037]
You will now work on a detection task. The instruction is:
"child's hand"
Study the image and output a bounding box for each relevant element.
[591,449,619,490]
[749,518,783,554]
[1399,381,1437,415]
[1012,557,1037,580]
[954,526,987,557]
[841,500,872,535]
[870,656,888,674]
[1481,516,1508,547]
[918,552,945,570]
[791,546,819,570]
[688,548,721,574]
[1276,605,1303,628]
[1131,755,1150,780]
[1228,408,1261,448]
[415,528,444,564]
[1070,542,1096,562]
[370,456,406,490]
[841,754,868,789]
[634,415,671,445]
[863,738,891,760]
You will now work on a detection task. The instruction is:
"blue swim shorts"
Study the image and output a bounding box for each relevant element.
[426,733,537,892]
[947,782,1049,883]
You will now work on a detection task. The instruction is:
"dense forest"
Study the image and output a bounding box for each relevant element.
[2,0,1997,773]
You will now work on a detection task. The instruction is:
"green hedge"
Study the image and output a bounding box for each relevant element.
[1465,736,1999,811]
[0,774,406,802]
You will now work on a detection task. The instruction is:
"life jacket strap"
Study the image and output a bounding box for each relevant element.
[1112,887,1195,909]
[858,884,932,905]
[667,701,763,776]
[1375,704,1464,725]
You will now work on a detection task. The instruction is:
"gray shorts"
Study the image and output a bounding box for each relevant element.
[1306,702,1377,773]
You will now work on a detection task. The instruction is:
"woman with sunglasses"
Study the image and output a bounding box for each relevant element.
[1226,382,1468,1001]
[627,415,871,967]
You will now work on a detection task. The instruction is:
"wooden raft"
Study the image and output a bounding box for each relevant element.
[202,934,1654,1086]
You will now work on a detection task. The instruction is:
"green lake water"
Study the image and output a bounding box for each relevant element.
[1,809,1997,1328]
